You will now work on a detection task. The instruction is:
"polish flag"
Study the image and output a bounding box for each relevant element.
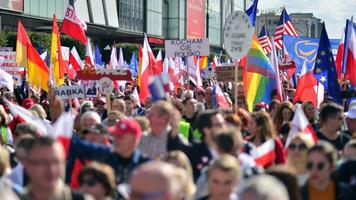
[211,55,219,71]
[344,21,356,86]
[293,59,318,107]
[285,104,318,148]
[154,50,163,75]
[212,84,231,109]
[51,112,74,157]
[138,35,156,103]
[61,46,75,79]
[172,57,184,90]
[270,39,283,101]
[335,30,344,81]
[109,46,118,69]
[196,57,203,87]
[69,46,83,71]
[4,99,50,136]
[250,139,276,167]
[163,57,174,92]
[60,5,87,45]
[85,38,94,66]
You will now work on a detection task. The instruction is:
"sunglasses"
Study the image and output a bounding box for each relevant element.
[79,178,98,187]
[306,161,326,171]
[289,143,307,151]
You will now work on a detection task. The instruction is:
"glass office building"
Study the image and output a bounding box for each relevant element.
[0,0,245,49]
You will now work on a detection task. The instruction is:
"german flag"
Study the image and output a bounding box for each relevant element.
[50,15,65,86]
[27,43,49,92]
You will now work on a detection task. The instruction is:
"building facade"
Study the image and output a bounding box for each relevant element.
[0,0,249,51]
[255,10,323,38]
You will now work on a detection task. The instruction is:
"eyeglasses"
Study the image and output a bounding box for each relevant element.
[197,92,205,96]
[306,161,326,171]
[289,143,307,151]
[129,190,167,200]
[79,178,98,187]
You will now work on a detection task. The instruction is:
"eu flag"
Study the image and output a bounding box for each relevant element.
[129,52,138,78]
[313,24,342,104]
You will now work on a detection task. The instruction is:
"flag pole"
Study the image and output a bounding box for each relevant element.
[234,59,239,110]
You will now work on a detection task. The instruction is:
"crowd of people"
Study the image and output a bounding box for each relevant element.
[0,77,356,200]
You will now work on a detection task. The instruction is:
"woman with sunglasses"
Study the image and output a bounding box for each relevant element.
[78,162,116,200]
[286,134,315,186]
[301,141,356,200]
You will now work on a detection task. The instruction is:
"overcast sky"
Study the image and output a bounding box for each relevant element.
[255,0,356,38]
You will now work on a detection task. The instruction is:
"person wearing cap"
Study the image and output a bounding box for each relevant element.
[95,97,108,121]
[345,105,356,138]
[68,124,111,189]
[66,118,150,185]
[22,98,35,110]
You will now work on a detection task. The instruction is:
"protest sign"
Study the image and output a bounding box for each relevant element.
[99,77,114,94]
[0,51,23,75]
[216,64,243,82]
[76,65,132,80]
[55,85,85,99]
[165,38,209,57]
[223,11,253,60]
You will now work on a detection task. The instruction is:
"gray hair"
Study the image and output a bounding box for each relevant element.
[240,175,289,200]
[80,111,101,128]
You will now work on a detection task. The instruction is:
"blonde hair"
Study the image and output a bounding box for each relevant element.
[207,154,240,182]
[287,133,315,172]
[29,104,47,119]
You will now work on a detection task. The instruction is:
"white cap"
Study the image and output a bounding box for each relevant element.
[346,106,356,119]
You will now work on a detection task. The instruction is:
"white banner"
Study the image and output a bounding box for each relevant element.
[0,51,23,75]
[55,85,85,99]
[165,38,210,57]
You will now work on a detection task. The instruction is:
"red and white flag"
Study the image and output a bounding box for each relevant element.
[335,30,344,81]
[118,48,125,68]
[270,39,283,101]
[138,35,156,103]
[69,46,83,71]
[85,38,94,66]
[285,104,318,148]
[154,50,163,75]
[4,99,50,135]
[50,112,74,157]
[109,46,118,69]
[344,20,356,86]
[293,59,318,107]
[61,46,75,79]
[274,8,299,50]
[250,139,276,167]
[60,5,87,44]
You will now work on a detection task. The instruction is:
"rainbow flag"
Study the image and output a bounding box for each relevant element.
[243,35,276,111]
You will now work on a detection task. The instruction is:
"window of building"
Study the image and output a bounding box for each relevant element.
[74,0,90,22]
[89,0,106,25]
[118,0,143,32]
[104,0,119,27]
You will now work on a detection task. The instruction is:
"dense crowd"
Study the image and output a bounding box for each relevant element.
[0,77,356,200]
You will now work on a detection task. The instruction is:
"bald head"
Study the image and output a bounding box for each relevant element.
[129,161,182,200]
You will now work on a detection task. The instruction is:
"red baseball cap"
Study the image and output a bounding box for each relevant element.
[108,119,142,140]
[22,98,35,109]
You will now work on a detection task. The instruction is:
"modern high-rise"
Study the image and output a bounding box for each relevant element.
[0,0,249,50]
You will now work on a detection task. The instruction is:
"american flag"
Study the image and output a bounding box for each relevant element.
[258,25,272,54]
[274,8,299,49]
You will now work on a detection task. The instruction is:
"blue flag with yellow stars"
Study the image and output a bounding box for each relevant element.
[313,23,342,104]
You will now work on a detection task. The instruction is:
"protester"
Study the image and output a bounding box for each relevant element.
[138,100,187,160]
[302,101,319,132]
[20,137,92,200]
[80,111,101,130]
[78,162,116,200]
[316,103,351,151]
[301,141,355,200]
[197,155,240,200]
[273,101,295,142]
[240,175,290,200]
[246,111,286,167]
[111,99,126,113]
[68,118,150,184]
[129,161,184,200]
[345,105,356,138]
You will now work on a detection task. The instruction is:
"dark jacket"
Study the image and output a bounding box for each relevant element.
[169,137,213,181]
[301,180,356,200]
[66,134,150,184]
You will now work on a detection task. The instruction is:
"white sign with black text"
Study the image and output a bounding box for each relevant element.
[223,11,253,59]
[55,85,86,99]
[165,38,210,57]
